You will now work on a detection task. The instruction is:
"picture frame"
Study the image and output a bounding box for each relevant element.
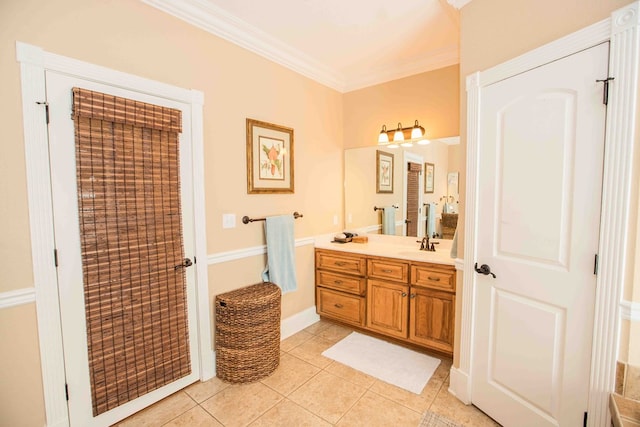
[447,171,459,198]
[246,118,294,194]
[376,150,394,193]
[424,162,435,193]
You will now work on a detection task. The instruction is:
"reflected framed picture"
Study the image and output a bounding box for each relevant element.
[246,118,294,194]
[376,150,394,193]
[447,171,459,198]
[425,162,435,193]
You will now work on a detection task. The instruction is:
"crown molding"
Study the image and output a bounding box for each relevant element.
[141,0,346,91]
[142,0,459,93]
[343,45,459,92]
[447,0,474,9]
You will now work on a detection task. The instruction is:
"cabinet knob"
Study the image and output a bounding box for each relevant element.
[410,293,416,299]
[402,292,407,297]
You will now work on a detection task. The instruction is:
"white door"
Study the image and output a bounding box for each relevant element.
[472,43,608,426]
[46,71,200,427]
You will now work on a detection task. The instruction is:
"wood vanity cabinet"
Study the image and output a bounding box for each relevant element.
[315,249,367,327]
[315,248,457,356]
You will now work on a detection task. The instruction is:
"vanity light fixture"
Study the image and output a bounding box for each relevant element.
[393,123,405,142]
[378,125,389,145]
[377,119,428,147]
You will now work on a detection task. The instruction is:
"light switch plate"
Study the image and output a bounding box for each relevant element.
[222,214,236,229]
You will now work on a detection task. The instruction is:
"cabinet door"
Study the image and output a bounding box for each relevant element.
[366,279,409,339]
[410,287,455,354]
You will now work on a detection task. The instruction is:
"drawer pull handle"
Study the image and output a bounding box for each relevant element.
[335,262,347,266]
[382,269,393,273]
[428,276,441,281]
[334,280,343,285]
[334,303,344,309]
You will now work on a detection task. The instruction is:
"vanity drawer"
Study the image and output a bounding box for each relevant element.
[316,270,366,295]
[315,249,366,276]
[367,257,409,283]
[411,264,455,292]
[316,287,365,327]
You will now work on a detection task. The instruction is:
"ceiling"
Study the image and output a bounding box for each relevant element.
[142,0,470,92]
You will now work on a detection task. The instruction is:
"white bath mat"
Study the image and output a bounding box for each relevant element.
[321,332,440,394]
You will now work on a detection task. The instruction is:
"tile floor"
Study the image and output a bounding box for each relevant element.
[115,320,500,426]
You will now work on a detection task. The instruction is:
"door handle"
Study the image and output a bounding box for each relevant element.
[174,258,193,270]
[474,262,496,278]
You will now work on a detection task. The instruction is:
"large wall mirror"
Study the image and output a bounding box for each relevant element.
[344,137,460,238]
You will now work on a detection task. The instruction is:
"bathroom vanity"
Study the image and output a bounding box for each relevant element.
[314,235,456,356]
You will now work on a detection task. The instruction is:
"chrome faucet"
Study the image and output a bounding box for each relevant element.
[418,236,437,252]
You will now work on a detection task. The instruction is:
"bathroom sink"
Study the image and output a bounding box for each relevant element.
[394,250,453,262]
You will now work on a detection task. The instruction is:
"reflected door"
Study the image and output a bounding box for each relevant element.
[471,43,608,426]
[405,162,422,237]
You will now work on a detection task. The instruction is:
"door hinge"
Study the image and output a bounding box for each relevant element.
[65,383,69,401]
[583,411,587,426]
[596,77,614,105]
[594,254,599,275]
[36,101,49,124]
[54,249,59,268]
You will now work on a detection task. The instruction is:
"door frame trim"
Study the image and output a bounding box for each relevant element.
[451,2,639,426]
[16,41,213,427]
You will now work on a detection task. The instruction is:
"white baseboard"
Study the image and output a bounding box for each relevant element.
[448,366,472,404]
[281,306,320,340]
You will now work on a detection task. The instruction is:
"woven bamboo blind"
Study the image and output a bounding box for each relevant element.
[406,162,422,237]
[72,88,190,416]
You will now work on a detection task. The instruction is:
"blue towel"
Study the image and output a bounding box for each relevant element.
[427,203,437,237]
[261,215,298,294]
[382,207,395,235]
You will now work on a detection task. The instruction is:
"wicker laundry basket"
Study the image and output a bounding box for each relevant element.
[215,282,281,383]
[441,213,459,240]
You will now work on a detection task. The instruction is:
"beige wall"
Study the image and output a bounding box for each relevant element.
[343,65,460,149]
[459,0,638,368]
[1,0,344,424]
[0,304,45,427]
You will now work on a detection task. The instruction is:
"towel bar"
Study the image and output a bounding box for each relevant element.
[373,205,399,211]
[242,211,303,224]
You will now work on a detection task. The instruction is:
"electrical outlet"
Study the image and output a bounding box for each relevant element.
[222,214,236,229]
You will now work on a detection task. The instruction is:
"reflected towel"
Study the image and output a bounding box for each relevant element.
[427,203,437,237]
[382,207,395,235]
[450,228,458,259]
[261,215,298,294]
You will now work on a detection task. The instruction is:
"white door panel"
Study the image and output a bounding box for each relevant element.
[46,71,199,427]
[472,42,608,426]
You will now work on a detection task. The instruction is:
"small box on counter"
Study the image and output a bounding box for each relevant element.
[352,236,368,244]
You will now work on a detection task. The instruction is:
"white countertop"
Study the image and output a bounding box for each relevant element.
[314,233,455,266]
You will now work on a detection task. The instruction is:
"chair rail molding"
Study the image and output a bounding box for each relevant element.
[0,287,36,309]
